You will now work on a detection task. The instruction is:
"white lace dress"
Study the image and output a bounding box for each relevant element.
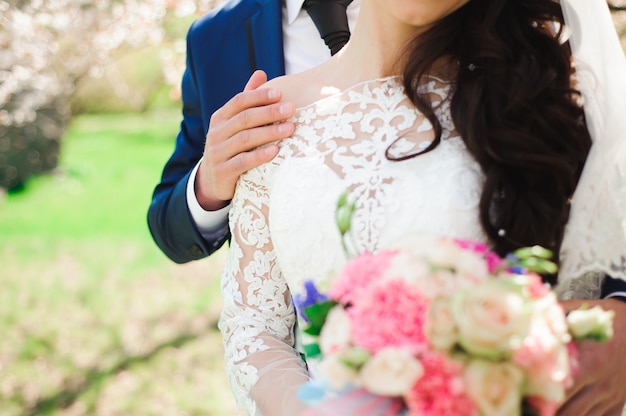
[217,76,621,415]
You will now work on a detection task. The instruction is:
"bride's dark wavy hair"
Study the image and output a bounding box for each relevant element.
[398,0,592,284]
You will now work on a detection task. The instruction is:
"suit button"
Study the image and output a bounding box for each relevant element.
[188,244,204,258]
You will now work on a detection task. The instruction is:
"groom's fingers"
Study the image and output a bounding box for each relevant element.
[244,69,268,91]
[195,70,295,206]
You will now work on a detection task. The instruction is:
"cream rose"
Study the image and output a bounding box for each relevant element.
[424,238,464,267]
[425,297,458,351]
[319,306,352,355]
[515,322,571,402]
[359,347,423,396]
[465,359,524,416]
[454,250,490,284]
[383,250,431,287]
[567,305,615,341]
[319,355,360,391]
[522,342,570,403]
[453,280,533,359]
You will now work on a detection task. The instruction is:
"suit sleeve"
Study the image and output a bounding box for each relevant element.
[147,22,230,264]
[601,275,626,302]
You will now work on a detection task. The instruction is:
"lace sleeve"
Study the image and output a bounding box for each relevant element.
[218,163,310,416]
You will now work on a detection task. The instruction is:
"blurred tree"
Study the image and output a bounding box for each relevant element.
[0,0,219,190]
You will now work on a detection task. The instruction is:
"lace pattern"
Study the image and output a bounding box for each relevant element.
[219,77,486,415]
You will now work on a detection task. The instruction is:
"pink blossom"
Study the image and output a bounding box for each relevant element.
[405,353,477,416]
[330,250,397,306]
[526,273,551,298]
[485,252,505,273]
[453,238,489,254]
[453,238,503,273]
[349,279,429,354]
[513,320,570,403]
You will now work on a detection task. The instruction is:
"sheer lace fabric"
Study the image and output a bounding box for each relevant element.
[556,0,626,299]
[219,77,486,415]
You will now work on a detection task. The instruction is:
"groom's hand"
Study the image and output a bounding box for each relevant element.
[558,298,626,416]
[195,70,296,211]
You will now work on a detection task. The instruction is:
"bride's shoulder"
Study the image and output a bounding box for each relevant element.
[263,70,327,109]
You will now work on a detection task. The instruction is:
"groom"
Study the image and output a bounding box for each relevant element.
[147,0,626,414]
[148,0,359,264]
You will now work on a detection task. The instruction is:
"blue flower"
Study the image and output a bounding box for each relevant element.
[297,379,330,406]
[294,280,329,322]
[509,265,526,275]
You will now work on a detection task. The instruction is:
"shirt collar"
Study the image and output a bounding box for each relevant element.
[285,0,306,25]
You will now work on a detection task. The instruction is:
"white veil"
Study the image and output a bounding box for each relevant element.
[557,0,626,299]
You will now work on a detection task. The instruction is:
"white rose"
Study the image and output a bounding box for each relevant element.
[359,347,423,396]
[465,359,524,416]
[384,250,431,287]
[515,321,570,402]
[567,305,615,341]
[454,250,490,284]
[319,355,360,391]
[522,344,570,403]
[424,238,464,267]
[425,297,458,351]
[453,280,533,359]
[319,306,352,355]
[533,294,570,343]
[420,269,459,299]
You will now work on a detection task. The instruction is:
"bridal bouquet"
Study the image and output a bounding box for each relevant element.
[294,196,614,416]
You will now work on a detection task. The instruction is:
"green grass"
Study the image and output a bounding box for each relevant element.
[0,109,179,239]
[0,109,240,416]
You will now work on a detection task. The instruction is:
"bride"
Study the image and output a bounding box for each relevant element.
[218,0,626,414]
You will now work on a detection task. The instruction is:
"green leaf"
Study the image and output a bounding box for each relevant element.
[518,257,558,274]
[336,189,349,208]
[302,300,338,336]
[303,343,321,358]
[514,245,554,260]
[339,347,370,369]
[336,206,353,234]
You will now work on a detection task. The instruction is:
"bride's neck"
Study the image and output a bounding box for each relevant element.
[318,3,422,86]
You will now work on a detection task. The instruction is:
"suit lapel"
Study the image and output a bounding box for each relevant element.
[247,0,286,78]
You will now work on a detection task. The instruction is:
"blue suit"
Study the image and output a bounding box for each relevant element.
[148,0,285,263]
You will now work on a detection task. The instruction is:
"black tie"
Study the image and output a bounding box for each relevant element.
[303,0,353,56]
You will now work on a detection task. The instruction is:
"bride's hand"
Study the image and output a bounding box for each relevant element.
[558,298,626,416]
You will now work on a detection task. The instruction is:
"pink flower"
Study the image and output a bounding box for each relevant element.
[453,238,503,273]
[526,396,560,416]
[513,319,571,403]
[405,353,476,416]
[349,279,429,354]
[330,250,397,306]
[453,238,489,254]
[485,252,505,273]
[526,273,551,299]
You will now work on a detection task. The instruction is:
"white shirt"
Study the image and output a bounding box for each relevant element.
[187,0,361,235]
